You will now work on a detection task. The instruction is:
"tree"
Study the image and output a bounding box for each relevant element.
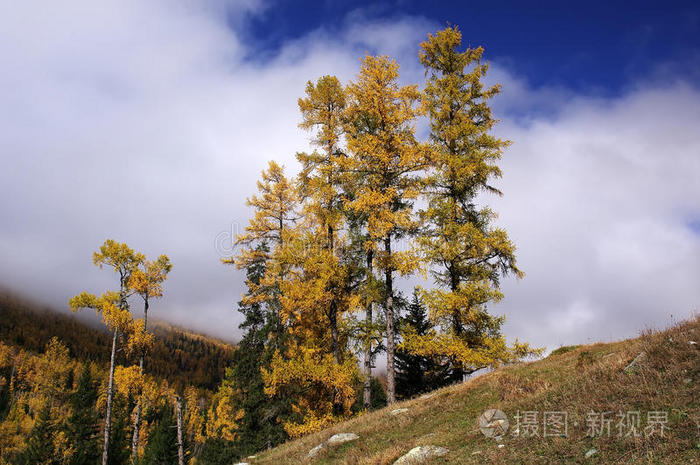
[225,161,298,353]
[224,243,287,455]
[344,55,427,403]
[402,27,537,379]
[296,74,349,363]
[140,404,178,465]
[16,404,60,465]
[127,254,172,464]
[395,291,452,399]
[69,239,144,465]
[65,364,101,465]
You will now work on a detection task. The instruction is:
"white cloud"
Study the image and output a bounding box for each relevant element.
[0,1,698,351]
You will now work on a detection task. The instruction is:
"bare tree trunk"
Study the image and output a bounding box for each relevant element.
[130,298,149,464]
[176,395,185,465]
[102,328,119,465]
[384,236,396,404]
[363,249,374,410]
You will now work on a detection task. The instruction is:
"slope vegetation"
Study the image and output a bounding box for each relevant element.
[253,318,699,464]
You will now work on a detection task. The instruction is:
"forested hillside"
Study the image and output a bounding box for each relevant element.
[0,291,234,390]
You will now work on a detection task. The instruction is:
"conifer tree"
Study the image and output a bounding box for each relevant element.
[228,243,287,453]
[344,55,427,403]
[140,404,179,465]
[402,27,536,379]
[296,74,349,362]
[395,291,452,399]
[224,161,298,352]
[17,404,60,465]
[66,364,101,465]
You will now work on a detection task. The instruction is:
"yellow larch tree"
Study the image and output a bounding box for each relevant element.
[344,55,428,403]
[402,27,539,379]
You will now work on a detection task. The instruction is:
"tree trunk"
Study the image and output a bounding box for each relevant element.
[327,224,340,363]
[130,299,149,464]
[363,249,374,410]
[176,395,185,465]
[384,236,396,404]
[102,328,119,465]
[449,269,465,382]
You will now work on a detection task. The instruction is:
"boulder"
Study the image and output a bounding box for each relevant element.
[390,408,409,416]
[308,432,359,458]
[393,446,449,464]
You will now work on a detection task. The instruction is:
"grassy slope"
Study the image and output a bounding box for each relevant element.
[254,318,698,465]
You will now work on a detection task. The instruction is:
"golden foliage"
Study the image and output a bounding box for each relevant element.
[262,344,358,438]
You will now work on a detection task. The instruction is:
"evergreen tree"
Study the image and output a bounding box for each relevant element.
[395,291,452,399]
[230,243,288,453]
[16,404,59,465]
[107,396,131,465]
[66,365,101,465]
[140,405,178,465]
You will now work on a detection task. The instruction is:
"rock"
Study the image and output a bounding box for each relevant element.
[234,463,249,465]
[393,446,449,464]
[421,392,437,400]
[690,341,697,346]
[684,378,692,384]
[308,444,325,458]
[497,444,505,449]
[470,450,482,455]
[327,432,359,446]
[584,448,597,459]
[624,352,646,374]
[247,455,257,459]
[390,408,410,416]
[308,433,359,458]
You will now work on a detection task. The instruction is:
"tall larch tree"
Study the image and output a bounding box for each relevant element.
[296,74,349,362]
[127,254,172,464]
[69,239,143,465]
[344,55,427,403]
[403,27,533,379]
[224,160,298,352]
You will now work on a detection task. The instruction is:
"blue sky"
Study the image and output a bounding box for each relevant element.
[238,0,700,94]
[1,1,699,350]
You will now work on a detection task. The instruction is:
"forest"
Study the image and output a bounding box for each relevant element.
[0,26,539,464]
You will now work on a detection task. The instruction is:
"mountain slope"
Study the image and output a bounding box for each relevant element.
[251,317,699,464]
[0,291,235,390]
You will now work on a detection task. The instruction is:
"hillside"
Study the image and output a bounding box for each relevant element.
[0,291,235,390]
[249,317,699,465]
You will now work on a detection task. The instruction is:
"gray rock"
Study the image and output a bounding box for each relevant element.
[393,446,449,464]
[308,433,359,458]
[390,408,409,416]
[327,432,359,446]
[308,443,325,458]
[584,448,597,459]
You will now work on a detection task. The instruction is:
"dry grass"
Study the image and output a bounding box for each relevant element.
[250,317,699,464]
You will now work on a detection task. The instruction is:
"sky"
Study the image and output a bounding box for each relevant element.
[1,0,699,352]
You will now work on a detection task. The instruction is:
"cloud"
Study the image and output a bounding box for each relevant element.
[493,82,700,350]
[0,1,698,352]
